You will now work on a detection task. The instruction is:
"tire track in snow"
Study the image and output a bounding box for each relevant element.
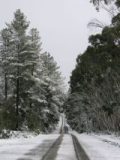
[72,134,90,160]
[41,134,63,160]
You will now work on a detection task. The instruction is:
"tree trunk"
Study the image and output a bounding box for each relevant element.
[16,62,20,130]
[4,73,8,100]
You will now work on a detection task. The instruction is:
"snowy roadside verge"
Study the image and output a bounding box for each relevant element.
[0,130,38,139]
[91,133,120,148]
[0,134,59,160]
[72,131,120,160]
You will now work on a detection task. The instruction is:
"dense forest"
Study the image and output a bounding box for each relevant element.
[0,9,65,133]
[64,3,120,133]
[0,0,120,136]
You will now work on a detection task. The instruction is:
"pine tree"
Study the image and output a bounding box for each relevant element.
[0,9,66,133]
[39,52,65,132]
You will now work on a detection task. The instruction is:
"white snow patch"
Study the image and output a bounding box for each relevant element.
[10,131,37,139]
[73,132,120,160]
[92,133,120,147]
[0,134,59,160]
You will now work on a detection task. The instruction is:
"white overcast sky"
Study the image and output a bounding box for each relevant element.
[0,0,111,86]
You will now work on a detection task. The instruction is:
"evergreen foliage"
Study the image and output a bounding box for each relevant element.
[64,12,120,133]
[90,0,120,9]
[0,9,65,133]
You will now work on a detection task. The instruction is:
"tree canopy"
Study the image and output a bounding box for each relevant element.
[0,9,65,133]
[64,11,120,133]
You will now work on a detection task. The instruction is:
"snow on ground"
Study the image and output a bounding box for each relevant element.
[92,133,120,147]
[9,131,37,139]
[56,135,77,160]
[0,134,59,160]
[73,132,120,160]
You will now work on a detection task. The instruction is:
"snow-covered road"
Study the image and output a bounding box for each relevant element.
[0,134,77,160]
[0,132,120,160]
[56,135,77,160]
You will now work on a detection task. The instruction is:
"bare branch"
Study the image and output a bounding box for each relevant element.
[87,18,106,29]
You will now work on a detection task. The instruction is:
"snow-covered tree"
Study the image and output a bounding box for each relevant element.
[0,9,66,132]
[64,12,120,133]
